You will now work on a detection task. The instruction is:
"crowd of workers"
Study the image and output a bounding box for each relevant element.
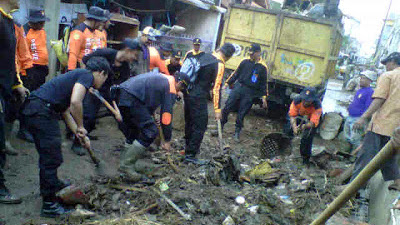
[1,0,400,220]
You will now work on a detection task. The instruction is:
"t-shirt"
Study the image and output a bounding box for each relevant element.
[347,87,374,117]
[368,67,400,136]
[31,69,93,111]
[82,48,130,85]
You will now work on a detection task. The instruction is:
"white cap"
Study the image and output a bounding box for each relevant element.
[360,70,376,81]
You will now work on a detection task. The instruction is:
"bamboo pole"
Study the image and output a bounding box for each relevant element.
[311,141,396,225]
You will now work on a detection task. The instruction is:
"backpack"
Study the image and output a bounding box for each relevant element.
[180,53,219,84]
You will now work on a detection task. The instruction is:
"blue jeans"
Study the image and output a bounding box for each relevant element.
[344,116,363,148]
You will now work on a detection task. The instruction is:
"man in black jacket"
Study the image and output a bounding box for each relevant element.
[222,43,268,142]
[0,0,29,204]
[183,43,235,164]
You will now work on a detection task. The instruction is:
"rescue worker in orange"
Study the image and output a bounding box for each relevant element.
[8,22,34,146]
[68,6,107,70]
[166,50,183,75]
[25,8,50,91]
[285,87,322,165]
[148,42,172,75]
[95,9,112,49]
[183,38,204,62]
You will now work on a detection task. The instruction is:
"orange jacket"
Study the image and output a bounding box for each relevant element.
[94,29,107,49]
[149,47,170,75]
[26,28,49,66]
[68,23,97,70]
[212,52,226,113]
[14,24,33,76]
[288,101,322,127]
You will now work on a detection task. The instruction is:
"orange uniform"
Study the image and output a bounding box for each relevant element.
[288,101,322,127]
[94,29,107,49]
[26,28,49,66]
[14,24,33,76]
[68,23,98,70]
[148,46,170,75]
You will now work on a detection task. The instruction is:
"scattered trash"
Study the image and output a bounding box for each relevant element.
[248,205,259,215]
[222,215,235,225]
[279,195,294,205]
[235,196,246,205]
[57,185,88,205]
[260,133,291,159]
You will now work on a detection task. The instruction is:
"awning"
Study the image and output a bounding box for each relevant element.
[176,0,227,13]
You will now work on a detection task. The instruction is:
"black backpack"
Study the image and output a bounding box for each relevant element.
[180,53,220,84]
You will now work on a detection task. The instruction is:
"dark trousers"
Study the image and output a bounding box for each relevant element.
[351,131,400,182]
[0,94,6,189]
[118,97,158,148]
[284,116,317,160]
[184,96,208,157]
[23,99,63,197]
[221,85,254,132]
[21,65,48,92]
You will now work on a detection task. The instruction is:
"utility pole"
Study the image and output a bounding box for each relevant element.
[373,0,393,59]
[44,0,60,79]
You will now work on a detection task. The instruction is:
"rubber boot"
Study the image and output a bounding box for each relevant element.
[119,140,146,182]
[4,122,18,156]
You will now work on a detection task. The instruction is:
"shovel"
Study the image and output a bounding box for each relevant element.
[217,119,224,152]
[81,136,111,176]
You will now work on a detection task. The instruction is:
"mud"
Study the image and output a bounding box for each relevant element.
[0,84,358,225]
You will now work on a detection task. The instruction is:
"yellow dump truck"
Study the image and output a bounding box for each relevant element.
[220,5,343,106]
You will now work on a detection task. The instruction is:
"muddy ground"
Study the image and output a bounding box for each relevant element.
[0,84,358,225]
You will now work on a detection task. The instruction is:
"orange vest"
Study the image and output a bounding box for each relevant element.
[149,47,170,75]
[68,23,97,70]
[26,28,49,65]
[94,29,107,49]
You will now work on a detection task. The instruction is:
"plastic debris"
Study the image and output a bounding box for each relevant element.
[222,216,235,225]
[235,196,246,205]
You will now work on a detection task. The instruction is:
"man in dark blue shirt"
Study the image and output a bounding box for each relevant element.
[344,71,374,150]
[117,72,190,182]
[69,38,142,156]
[22,57,111,218]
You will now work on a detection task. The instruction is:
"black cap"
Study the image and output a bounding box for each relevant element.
[173,50,183,59]
[86,56,113,76]
[160,43,174,52]
[300,87,318,102]
[28,8,50,23]
[174,72,191,88]
[123,38,142,51]
[381,52,400,65]
[249,43,261,54]
[220,43,236,58]
[86,6,107,21]
[193,38,202,45]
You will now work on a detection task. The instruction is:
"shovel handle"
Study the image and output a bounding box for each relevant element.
[82,136,100,165]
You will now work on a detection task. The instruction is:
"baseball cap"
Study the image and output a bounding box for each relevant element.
[381,52,400,65]
[300,87,317,102]
[193,38,202,45]
[123,38,142,51]
[249,43,261,54]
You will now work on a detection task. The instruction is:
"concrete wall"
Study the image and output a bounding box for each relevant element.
[176,8,222,50]
[14,0,60,79]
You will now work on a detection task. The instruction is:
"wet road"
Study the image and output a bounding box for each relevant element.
[322,79,353,117]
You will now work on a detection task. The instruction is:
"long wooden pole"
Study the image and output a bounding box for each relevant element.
[311,141,396,225]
